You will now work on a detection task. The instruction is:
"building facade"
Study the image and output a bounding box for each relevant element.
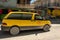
[33,0,60,8]
[0,0,34,8]
[17,0,34,9]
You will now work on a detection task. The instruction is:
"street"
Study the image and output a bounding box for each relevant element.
[0,24,60,40]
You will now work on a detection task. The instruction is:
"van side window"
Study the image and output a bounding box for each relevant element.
[22,14,32,20]
[7,13,32,20]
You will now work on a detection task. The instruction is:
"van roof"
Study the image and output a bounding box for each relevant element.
[9,12,37,14]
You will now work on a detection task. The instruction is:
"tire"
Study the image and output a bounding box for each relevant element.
[43,25,50,32]
[9,27,20,35]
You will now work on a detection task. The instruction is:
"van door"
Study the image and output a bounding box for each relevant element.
[33,14,45,26]
[20,13,33,26]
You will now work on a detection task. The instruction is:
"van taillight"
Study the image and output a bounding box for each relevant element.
[2,23,7,25]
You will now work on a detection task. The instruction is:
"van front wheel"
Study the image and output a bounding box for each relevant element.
[9,27,20,35]
[43,25,50,32]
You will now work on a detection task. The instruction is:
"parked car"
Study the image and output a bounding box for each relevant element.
[1,12,51,35]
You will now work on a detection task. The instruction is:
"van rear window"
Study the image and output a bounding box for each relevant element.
[7,13,22,19]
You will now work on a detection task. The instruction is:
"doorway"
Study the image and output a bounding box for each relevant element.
[17,0,20,4]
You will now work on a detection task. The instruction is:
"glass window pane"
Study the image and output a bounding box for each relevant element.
[35,14,43,20]
[7,13,32,20]
[7,13,22,19]
[22,14,32,20]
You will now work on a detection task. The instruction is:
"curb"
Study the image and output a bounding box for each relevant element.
[51,24,60,27]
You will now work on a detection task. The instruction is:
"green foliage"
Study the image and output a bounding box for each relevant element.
[0,14,7,20]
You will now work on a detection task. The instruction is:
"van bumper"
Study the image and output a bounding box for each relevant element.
[1,26,10,31]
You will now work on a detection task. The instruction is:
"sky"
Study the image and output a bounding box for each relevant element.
[31,0,36,3]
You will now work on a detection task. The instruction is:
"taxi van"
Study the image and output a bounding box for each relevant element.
[1,12,51,35]
[48,7,60,18]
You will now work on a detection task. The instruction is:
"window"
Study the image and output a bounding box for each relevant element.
[17,0,20,4]
[7,13,32,20]
[7,13,22,19]
[23,0,25,4]
[22,14,32,20]
[35,14,43,20]
[27,0,30,4]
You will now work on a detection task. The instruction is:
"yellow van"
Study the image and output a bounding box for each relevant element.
[48,7,60,18]
[1,12,51,35]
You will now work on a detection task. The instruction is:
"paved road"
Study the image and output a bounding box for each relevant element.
[0,24,60,40]
[50,19,60,24]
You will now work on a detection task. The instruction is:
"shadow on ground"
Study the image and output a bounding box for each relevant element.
[0,29,47,39]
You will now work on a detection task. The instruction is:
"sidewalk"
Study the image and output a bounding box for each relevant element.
[51,24,60,27]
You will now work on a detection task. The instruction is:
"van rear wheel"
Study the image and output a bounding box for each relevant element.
[43,25,50,32]
[9,27,20,35]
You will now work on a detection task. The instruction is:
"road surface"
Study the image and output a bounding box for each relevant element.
[0,24,60,40]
